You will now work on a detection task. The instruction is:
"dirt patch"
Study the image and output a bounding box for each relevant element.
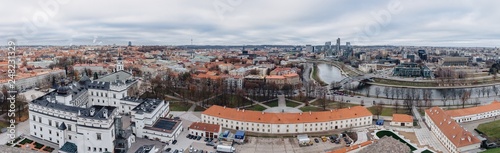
[398,131,423,148]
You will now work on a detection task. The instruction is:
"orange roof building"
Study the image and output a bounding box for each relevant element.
[390,114,413,127]
[445,101,500,123]
[201,105,372,134]
[424,107,481,153]
[188,122,222,138]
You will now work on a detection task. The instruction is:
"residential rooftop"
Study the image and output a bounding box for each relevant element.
[425,107,481,148]
[445,101,500,117]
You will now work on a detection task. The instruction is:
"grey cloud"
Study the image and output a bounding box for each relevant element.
[1,0,500,47]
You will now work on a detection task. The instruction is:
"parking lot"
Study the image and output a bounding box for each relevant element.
[130,111,351,153]
[236,136,344,153]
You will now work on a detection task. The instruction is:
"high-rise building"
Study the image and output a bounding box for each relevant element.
[417,50,427,61]
[305,45,313,52]
[324,41,332,55]
[128,41,132,47]
[336,38,341,55]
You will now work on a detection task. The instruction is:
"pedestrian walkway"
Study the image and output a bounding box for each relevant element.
[242,96,272,109]
[411,105,448,153]
[277,95,286,107]
[355,129,369,144]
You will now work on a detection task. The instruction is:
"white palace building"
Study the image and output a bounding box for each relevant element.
[28,56,182,153]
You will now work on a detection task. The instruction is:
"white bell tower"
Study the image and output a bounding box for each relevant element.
[116,51,124,72]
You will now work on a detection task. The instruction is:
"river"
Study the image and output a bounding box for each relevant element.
[316,63,500,102]
[316,63,346,84]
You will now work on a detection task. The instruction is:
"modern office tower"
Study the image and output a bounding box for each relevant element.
[305,45,313,52]
[324,41,332,55]
[336,38,341,52]
[128,41,132,47]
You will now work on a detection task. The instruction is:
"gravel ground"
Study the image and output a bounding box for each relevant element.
[358,136,411,153]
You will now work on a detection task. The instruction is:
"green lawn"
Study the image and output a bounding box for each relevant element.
[249,95,276,102]
[169,102,192,111]
[264,100,280,107]
[367,107,396,116]
[477,119,500,139]
[245,105,267,111]
[194,106,206,111]
[299,106,323,112]
[291,96,315,103]
[482,148,500,153]
[0,121,9,132]
[376,130,417,151]
[207,94,254,108]
[286,101,301,107]
[421,150,433,153]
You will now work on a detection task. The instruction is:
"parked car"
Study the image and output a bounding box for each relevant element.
[173,149,179,153]
[314,138,319,143]
[206,142,215,146]
[172,140,177,144]
[186,134,192,138]
[321,136,328,142]
[204,138,210,142]
[197,136,202,140]
[165,148,172,152]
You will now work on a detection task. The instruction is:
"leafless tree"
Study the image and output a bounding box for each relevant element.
[394,100,400,113]
[365,88,370,97]
[389,88,395,99]
[383,87,389,98]
[460,90,471,108]
[375,87,381,98]
[493,86,499,96]
[486,87,491,97]
[474,97,480,107]
[374,102,383,119]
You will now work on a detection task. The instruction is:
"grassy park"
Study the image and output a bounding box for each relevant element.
[477,119,500,139]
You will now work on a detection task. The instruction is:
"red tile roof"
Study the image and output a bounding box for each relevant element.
[445,101,500,117]
[425,107,481,148]
[189,122,221,133]
[202,105,372,124]
[392,114,413,122]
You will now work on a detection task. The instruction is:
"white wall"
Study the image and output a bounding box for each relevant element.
[201,114,372,134]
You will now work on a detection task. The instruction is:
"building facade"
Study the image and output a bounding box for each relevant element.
[201,105,372,134]
[424,107,481,153]
[189,122,221,138]
[390,114,413,127]
[29,60,177,153]
[445,101,500,123]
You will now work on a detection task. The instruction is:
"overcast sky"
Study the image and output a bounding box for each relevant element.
[2,0,500,47]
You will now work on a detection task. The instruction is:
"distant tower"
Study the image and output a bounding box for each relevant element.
[324,41,332,55]
[116,52,124,72]
[128,41,132,47]
[336,38,341,53]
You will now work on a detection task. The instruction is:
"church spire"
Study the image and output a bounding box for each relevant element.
[116,50,124,71]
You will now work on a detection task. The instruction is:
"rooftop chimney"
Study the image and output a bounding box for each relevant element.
[103,109,108,119]
[90,107,96,116]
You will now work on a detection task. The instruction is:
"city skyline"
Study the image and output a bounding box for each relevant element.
[2,0,500,47]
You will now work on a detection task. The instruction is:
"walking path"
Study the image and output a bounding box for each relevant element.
[242,96,274,109]
[411,106,448,153]
[263,95,302,113]
[277,95,286,107]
